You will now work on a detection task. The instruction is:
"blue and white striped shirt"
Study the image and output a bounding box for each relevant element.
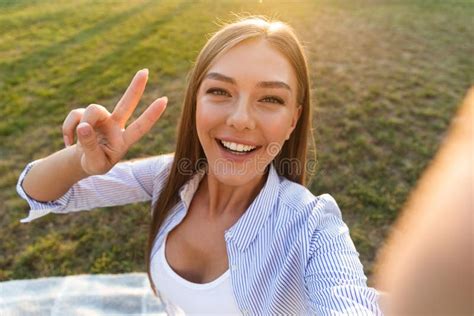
[17,154,382,315]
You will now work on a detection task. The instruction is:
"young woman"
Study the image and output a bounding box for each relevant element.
[17,17,382,315]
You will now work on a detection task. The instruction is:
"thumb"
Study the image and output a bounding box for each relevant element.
[76,122,106,164]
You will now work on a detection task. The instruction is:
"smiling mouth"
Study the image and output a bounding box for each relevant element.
[216,138,261,155]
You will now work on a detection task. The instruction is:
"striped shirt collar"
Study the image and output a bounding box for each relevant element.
[178,163,280,252]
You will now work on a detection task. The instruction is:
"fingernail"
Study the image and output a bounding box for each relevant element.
[78,123,91,137]
[63,135,70,147]
[141,68,149,75]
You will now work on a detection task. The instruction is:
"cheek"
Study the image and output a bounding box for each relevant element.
[195,102,205,132]
[196,100,222,140]
[259,111,294,142]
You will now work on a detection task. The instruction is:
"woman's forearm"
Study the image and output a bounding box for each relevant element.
[21,145,90,202]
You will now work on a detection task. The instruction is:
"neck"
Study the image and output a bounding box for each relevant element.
[199,168,268,220]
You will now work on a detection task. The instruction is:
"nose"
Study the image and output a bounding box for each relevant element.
[226,97,256,131]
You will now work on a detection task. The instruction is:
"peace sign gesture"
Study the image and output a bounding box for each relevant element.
[62,69,167,175]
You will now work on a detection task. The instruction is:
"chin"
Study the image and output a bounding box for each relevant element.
[208,163,262,187]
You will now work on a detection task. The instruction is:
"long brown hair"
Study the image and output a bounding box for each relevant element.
[146,16,315,294]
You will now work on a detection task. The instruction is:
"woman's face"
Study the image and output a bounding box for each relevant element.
[196,38,301,186]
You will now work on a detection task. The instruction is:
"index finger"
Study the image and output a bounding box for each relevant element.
[111,69,149,127]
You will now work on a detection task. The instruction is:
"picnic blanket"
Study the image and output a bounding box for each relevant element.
[0,273,166,316]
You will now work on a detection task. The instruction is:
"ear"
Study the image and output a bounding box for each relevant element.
[286,105,303,140]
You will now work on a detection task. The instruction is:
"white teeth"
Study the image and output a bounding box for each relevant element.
[221,140,256,152]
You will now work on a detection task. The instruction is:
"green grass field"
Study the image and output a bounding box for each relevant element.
[1,0,472,283]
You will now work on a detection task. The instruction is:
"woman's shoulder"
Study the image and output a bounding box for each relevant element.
[122,153,175,200]
[149,152,174,178]
[272,178,350,258]
[129,152,174,178]
[277,177,343,230]
[278,177,340,214]
[154,152,175,172]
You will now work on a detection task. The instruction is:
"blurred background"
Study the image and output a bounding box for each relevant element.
[0,0,472,284]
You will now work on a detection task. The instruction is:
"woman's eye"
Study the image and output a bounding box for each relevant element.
[260,96,285,105]
[206,88,230,97]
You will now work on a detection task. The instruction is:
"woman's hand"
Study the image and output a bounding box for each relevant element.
[62,69,167,175]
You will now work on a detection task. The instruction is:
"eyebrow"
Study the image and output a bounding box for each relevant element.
[205,72,292,92]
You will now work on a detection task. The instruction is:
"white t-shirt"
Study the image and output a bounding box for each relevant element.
[153,235,241,315]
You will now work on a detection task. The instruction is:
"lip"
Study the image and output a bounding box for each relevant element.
[216,137,261,147]
[215,138,261,162]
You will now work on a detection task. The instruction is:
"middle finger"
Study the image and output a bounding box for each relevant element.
[111,69,149,127]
